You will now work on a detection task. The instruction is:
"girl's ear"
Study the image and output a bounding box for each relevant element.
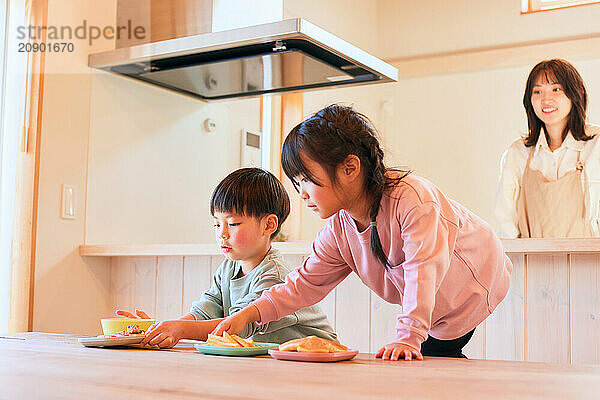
[263,214,279,237]
[340,154,361,180]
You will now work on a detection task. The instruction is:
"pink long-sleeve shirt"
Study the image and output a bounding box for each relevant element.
[253,174,513,350]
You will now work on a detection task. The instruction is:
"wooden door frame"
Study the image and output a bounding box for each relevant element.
[8,0,48,332]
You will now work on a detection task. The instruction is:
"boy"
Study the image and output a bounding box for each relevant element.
[118,168,337,348]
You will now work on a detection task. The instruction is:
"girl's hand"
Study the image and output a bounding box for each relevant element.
[376,342,423,361]
[211,305,260,336]
[140,320,184,348]
[116,309,151,319]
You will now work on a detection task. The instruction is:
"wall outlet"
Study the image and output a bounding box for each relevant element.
[61,184,76,220]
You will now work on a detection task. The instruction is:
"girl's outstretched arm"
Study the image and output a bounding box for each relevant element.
[211,305,260,336]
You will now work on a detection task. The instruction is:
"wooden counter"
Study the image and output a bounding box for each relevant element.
[76,239,600,365]
[78,239,600,256]
[1,333,599,399]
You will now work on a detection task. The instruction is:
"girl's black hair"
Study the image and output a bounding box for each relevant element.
[210,168,290,239]
[523,59,594,147]
[281,104,409,269]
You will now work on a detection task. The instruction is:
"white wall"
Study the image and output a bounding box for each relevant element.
[32,0,119,334]
[296,2,600,239]
[377,0,600,60]
[284,0,380,56]
[85,75,261,244]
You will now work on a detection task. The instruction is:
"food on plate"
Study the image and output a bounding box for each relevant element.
[198,333,262,348]
[118,324,146,335]
[278,336,348,353]
[101,324,146,338]
[278,338,305,351]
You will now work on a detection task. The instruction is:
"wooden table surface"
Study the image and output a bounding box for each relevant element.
[1,333,599,399]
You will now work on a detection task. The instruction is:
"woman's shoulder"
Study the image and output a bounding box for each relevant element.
[585,123,600,140]
[499,136,529,170]
[583,123,600,160]
[505,136,529,156]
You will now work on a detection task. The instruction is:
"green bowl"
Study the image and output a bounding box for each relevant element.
[100,318,155,335]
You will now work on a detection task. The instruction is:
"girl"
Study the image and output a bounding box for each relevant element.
[495,59,600,238]
[213,104,512,360]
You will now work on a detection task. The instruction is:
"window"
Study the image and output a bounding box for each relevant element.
[522,0,600,13]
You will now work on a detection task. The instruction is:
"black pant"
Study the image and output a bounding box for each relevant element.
[420,329,475,358]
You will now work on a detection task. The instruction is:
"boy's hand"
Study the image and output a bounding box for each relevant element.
[211,305,260,336]
[375,342,423,361]
[116,309,151,319]
[140,320,185,348]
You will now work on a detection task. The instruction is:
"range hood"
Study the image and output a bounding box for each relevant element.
[88,18,397,101]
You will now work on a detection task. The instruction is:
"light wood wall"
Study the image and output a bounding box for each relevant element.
[108,251,600,364]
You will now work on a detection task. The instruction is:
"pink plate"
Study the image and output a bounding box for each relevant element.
[268,349,359,362]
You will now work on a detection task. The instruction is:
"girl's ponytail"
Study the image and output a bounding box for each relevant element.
[365,136,407,269]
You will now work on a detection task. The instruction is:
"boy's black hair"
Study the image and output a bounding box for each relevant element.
[210,168,290,239]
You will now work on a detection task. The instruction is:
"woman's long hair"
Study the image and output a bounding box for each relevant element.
[281,104,409,269]
[523,59,594,147]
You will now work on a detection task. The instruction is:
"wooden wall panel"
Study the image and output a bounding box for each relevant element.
[210,256,224,277]
[318,290,337,330]
[335,274,371,352]
[464,321,486,359]
[526,254,569,363]
[370,294,401,354]
[182,256,212,316]
[132,257,157,317]
[156,256,183,320]
[570,254,600,365]
[486,253,525,361]
[110,257,135,313]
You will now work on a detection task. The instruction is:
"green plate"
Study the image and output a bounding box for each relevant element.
[194,342,279,357]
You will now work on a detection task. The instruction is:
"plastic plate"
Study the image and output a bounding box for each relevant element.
[78,334,146,347]
[194,342,279,357]
[268,349,359,362]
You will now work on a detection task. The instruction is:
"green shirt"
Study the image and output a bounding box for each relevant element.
[189,248,337,344]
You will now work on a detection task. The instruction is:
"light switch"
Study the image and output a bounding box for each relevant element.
[61,184,75,219]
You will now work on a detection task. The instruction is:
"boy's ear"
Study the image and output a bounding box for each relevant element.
[263,214,279,237]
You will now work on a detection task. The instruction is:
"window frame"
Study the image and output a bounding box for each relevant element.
[522,0,600,13]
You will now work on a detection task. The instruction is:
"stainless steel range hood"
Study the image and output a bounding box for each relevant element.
[88,18,397,101]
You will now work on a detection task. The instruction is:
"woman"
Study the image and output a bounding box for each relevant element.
[495,59,600,238]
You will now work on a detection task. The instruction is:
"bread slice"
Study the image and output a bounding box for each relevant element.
[230,334,253,348]
[327,341,348,353]
[297,336,330,353]
[222,331,244,347]
[278,338,304,351]
[207,333,240,347]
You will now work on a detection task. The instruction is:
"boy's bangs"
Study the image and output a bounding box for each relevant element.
[210,187,246,217]
[281,130,321,189]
